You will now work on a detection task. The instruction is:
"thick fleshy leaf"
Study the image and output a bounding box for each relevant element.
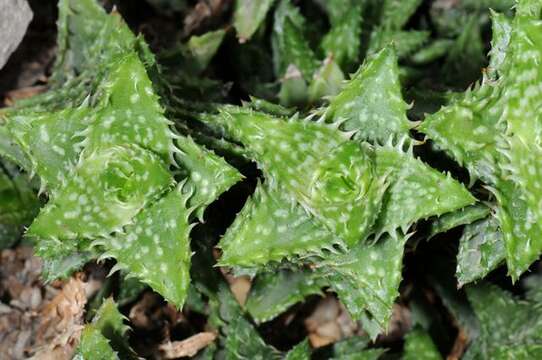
[272,0,319,80]
[487,11,512,80]
[331,336,385,360]
[368,30,430,59]
[28,144,173,255]
[233,0,275,42]
[498,11,542,226]
[373,144,476,235]
[325,47,412,144]
[245,269,325,323]
[380,0,423,29]
[6,106,92,191]
[54,0,138,81]
[41,251,97,282]
[428,203,491,239]
[308,57,345,103]
[464,280,542,359]
[278,65,309,107]
[403,328,443,360]
[456,215,505,286]
[409,39,454,65]
[176,136,243,220]
[418,82,504,185]
[85,52,177,164]
[183,29,226,73]
[91,299,133,356]
[218,183,343,267]
[317,233,409,339]
[0,124,32,171]
[493,180,542,281]
[76,298,135,360]
[225,317,281,360]
[75,327,118,360]
[284,340,310,360]
[208,106,386,246]
[101,184,192,308]
[320,2,362,69]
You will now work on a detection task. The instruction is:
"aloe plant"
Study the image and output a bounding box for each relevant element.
[419,0,542,281]
[1,0,242,310]
[3,0,542,357]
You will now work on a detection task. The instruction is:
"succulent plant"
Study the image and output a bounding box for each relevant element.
[3,0,542,357]
[419,1,542,281]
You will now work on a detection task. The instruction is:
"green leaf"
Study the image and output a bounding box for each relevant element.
[456,215,505,286]
[186,29,226,73]
[75,327,118,360]
[487,11,513,80]
[85,52,177,165]
[368,30,430,59]
[409,39,454,65]
[403,328,443,360]
[0,124,32,171]
[6,106,92,191]
[493,180,542,281]
[76,298,135,360]
[176,136,243,221]
[225,316,281,360]
[465,280,542,359]
[233,0,275,42]
[245,96,296,117]
[284,339,311,360]
[373,144,476,235]
[331,336,385,360]
[100,183,192,308]
[418,82,503,185]
[272,0,319,80]
[428,203,491,239]
[41,251,97,282]
[325,47,412,144]
[28,144,173,256]
[54,0,138,82]
[218,183,343,268]
[317,233,409,339]
[320,2,362,70]
[245,269,325,323]
[308,57,345,103]
[278,65,309,108]
[380,0,423,29]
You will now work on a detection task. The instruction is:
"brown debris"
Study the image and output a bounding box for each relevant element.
[183,0,232,37]
[4,85,48,106]
[129,292,184,334]
[447,324,468,360]
[220,266,252,307]
[0,247,99,360]
[305,296,358,348]
[159,332,217,358]
[229,275,251,306]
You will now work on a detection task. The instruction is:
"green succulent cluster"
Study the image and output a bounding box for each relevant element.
[2,0,542,358]
[1,0,242,308]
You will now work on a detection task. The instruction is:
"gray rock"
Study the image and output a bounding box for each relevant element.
[0,0,33,69]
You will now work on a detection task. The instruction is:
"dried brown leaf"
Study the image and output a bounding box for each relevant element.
[159,332,217,358]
